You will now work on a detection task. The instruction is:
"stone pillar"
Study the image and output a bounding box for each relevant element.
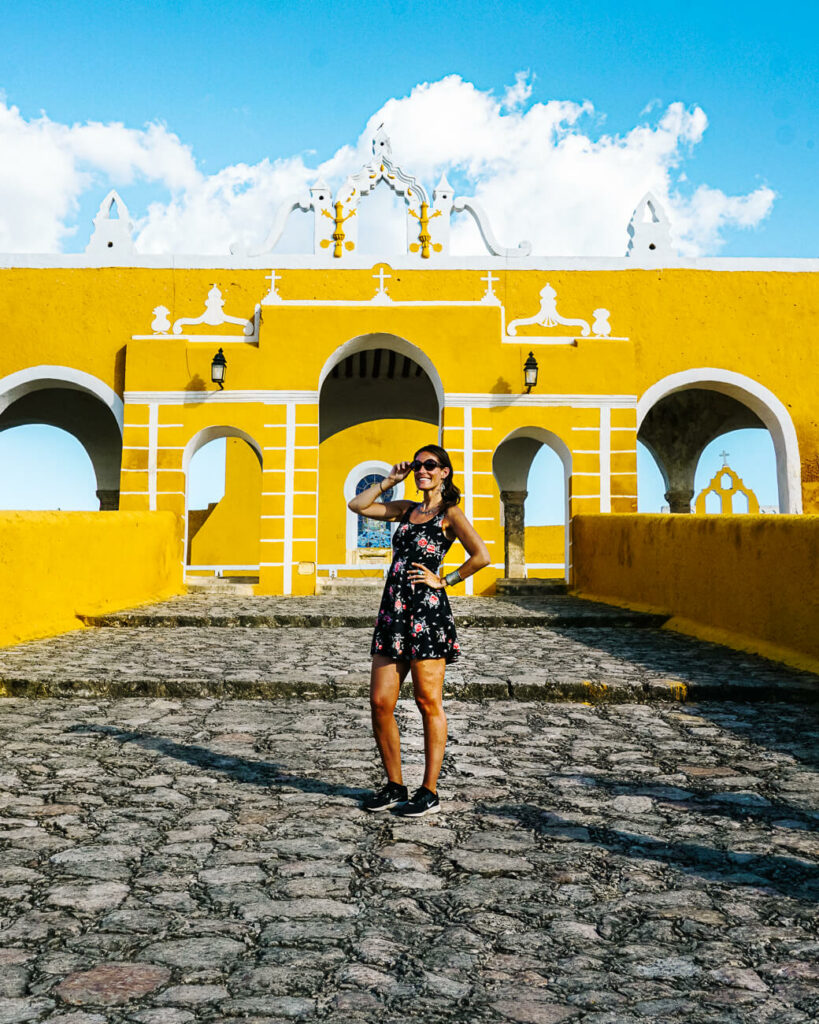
[501,489,528,577]
[664,488,693,514]
[97,489,120,511]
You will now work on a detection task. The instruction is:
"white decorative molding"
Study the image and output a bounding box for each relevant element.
[233,127,530,262]
[507,282,617,341]
[452,197,531,259]
[446,393,636,408]
[86,190,135,258]
[143,285,260,343]
[125,389,319,405]
[626,192,675,260]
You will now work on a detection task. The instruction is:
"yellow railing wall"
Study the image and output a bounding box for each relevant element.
[0,511,183,648]
[572,514,819,674]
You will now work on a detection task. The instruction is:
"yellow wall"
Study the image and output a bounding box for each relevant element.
[0,511,183,649]
[525,524,565,578]
[1,264,817,595]
[572,514,819,674]
[189,438,262,568]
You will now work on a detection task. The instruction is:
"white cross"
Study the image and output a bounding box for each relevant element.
[720,449,730,466]
[373,266,391,294]
[481,270,499,297]
[265,269,281,301]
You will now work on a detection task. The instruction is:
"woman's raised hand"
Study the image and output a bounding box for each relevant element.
[387,460,413,484]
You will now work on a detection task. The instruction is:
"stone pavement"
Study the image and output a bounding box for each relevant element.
[0,593,817,702]
[1,696,818,1023]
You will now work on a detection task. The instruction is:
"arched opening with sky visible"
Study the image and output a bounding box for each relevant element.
[0,368,123,510]
[184,427,262,576]
[318,333,441,573]
[493,427,571,580]
[637,370,801,515]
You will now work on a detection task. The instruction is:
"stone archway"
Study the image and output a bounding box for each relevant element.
[317,333,443,573]
[0,366,123,508]
[182,426,263,572]
[637,369,802,514]
[493,427,572,579]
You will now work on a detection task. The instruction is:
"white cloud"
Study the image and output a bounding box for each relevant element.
[0,76,775,256]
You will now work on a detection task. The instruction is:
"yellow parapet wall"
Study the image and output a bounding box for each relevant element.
[0,511,184,648]
[572,514,819,675]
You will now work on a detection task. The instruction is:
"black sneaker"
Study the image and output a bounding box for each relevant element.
[362,781,408,812]
[394,786,440,817]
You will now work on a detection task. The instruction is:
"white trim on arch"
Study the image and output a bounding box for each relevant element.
[0,365,124,432]
[343,460,405,556]
[317,332,445,413]
[637,368,802,514]
[181,425,264,568]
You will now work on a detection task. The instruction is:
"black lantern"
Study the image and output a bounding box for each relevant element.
[211,348,227,389]
[523,351,538,393]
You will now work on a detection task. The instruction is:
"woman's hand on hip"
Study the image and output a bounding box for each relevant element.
[409,562,445,589]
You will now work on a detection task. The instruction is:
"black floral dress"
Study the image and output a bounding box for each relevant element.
[371,504,461,663]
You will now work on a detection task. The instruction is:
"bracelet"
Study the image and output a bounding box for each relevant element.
[443,569,462,587]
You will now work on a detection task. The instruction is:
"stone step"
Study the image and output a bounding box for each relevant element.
[315,577,384,596]
[2,669,817,704]
[495,578,569,596]
[184,575,259,597]
[82,594,669,629]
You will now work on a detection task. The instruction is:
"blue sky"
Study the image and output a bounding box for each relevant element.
[0,0,813,515]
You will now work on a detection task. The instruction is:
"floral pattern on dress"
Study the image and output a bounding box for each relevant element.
[371,504,461,663]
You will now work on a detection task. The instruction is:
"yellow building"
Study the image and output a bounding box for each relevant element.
[0,130,815,596]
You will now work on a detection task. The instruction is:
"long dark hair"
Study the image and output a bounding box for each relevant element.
[413,444,461,510]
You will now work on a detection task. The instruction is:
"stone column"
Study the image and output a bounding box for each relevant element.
[664,488,694,514]
[96,489,120,511]
[501,489,528,577]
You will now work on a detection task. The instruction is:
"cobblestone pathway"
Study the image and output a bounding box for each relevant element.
[1,697,818,1023]
[1,595,818,1021]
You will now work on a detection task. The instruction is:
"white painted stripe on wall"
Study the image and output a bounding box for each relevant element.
[283,402,296,595]
[599,405,611,514]
[463,405,474,596]
[148,403,158,512]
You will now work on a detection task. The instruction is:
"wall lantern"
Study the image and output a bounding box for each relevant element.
[523,351,538,393]
[211,348,227,389]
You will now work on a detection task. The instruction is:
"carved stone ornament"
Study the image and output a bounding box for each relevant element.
[507,283,611,339]
[150,285,259,341]
[86,190,135,256]
[626,192,675,259]
[232,127,531,261]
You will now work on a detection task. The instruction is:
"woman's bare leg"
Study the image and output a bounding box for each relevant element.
[411,658,447,793]
[370,655,410,783]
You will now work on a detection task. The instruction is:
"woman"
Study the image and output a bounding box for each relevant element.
[348,445,490,817]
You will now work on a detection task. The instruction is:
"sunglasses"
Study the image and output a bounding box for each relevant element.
[411,459,442,472]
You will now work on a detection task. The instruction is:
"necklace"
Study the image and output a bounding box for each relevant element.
[413,501,442,519]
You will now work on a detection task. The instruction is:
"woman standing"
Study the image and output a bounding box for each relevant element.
[348,445,490,817]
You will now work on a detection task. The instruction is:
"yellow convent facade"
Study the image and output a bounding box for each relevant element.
[0,132,816,597]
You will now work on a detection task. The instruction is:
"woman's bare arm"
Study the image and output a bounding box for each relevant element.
[442,505,491,580]
[347,461,415,521]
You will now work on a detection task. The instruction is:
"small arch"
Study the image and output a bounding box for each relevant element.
[493,426,572,577]
[637,368,802,514]
[182,425,263,571]
[182,424,262,477]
